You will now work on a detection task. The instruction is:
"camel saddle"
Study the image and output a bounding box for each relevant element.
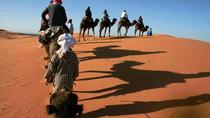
[101,17,110,23]
[82,16,93,23]
[120,17,129,24]
[39,26,63,45]
[137,22,145,29]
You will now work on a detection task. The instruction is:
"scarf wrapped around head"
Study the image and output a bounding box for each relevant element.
[51,0,62,4]
[56,33,76,58]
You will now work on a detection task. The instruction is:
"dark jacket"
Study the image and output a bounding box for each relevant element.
[104,11,109,18]
[42,4,67,27]
[138,17,143,24]
[85,8,92,18]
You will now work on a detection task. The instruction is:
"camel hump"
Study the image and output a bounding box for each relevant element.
[81,16,92,25]
[120,17,127,22]
[113,18,117,22]
[120,17,131,25]
[101,17,110,23]
[82,16,88,21]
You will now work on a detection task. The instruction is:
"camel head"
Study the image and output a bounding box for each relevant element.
[112,18,117,23]
[46,91,83,118]
[131,20,137,26]
[112,61,145,71]
[111,18,117,26]
[145,25,149,31]
[95,18,100,26]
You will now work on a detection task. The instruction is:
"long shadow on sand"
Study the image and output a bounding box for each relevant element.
[76,61,210,101]
[79,94,210,117]
[77,45,166,62]
[109,36,136,39]
[77,41,122,45]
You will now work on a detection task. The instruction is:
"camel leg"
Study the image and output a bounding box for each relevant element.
[139,30,141,37]
[108,26,111,37]
[79,28,83,42]
[87,28,90,40]
[124,28,126,36]
[124,27,126,36]
[99,27,103,38]
[120,28,122,36]
[125,27,128,36]
[134,29,137,36]
[87,28,89,36]
[117,26,122,37]
[104,27,107,38]
[117,28,119,37]
[92,27,95,40]
[83,28,86,41]
[117,25,119,37]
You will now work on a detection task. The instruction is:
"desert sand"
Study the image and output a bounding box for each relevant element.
[0,30,210,118]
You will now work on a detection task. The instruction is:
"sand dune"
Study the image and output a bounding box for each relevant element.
[0,30,210,118]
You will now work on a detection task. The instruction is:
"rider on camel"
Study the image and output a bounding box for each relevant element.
[44,30,78,93]
[85,6,93,23]
[138,16,144,26]
[42,0,67,28]
[121,10,129,23]
[103,9,109,21]
[41,0,69,60]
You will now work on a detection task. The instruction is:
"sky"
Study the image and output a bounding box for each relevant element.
[0,0,210,42]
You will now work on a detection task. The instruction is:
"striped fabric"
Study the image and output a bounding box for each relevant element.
[44,51,79,93]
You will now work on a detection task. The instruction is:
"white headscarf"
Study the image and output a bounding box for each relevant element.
[56,33,76,58]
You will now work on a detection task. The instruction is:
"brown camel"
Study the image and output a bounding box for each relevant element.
[99,18,117,38]
[79,18,100,42]
[134,23,149,36]
[117,18,137,37]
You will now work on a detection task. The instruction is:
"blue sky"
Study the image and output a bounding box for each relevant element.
[0,0,210,42]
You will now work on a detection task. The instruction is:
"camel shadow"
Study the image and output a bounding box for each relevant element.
[109,36,136,39]
[76,61,210,101]
[77,41,122,45]
[79,94,210,117]
[77,45,166,62]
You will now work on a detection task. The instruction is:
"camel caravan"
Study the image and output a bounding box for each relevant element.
[38,0,152,118]
[78,8,152,41]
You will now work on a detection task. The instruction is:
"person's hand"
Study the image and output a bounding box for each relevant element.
[40,31,45,37]
[38,44,44,49]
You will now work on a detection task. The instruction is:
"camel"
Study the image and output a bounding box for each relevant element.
[117,18,137,37]
[79,18,100,42]
[46,91,83,118]
[99,18,117,38]
[134,23,149,36]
